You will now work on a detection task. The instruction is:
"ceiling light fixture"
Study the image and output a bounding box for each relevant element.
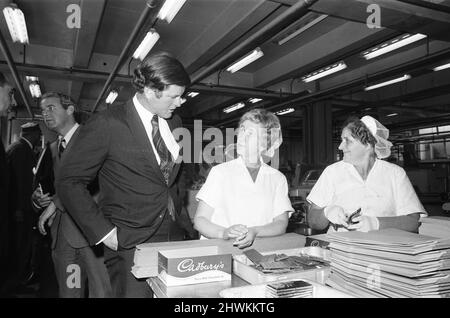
[106,90,118,104]
[276,108,295,115]
[3,3,29,44]
[133,29,160,61]
[226,48,264,73]
[301,61,347,83]
[278,14,328,45]
[187,92,199,98]
[223,102,245,113]
[361,33,427,60]
[249,98,262,104]
[387,113,398,117]
[433,62,450,72]
[158,0,187,23]
[25,76,38,82]
[364,74,411,91]
[29,82,41,98]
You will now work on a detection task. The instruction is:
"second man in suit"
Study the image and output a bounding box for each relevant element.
[56,52,191,297]
[37,92,112,297]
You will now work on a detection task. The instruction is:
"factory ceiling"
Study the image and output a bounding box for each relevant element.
[1,0,450,134]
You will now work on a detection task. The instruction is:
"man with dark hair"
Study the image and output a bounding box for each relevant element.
[34,92,111,297]
[6,122,42,291]
[0,71,17,295]
[57,52,191,297]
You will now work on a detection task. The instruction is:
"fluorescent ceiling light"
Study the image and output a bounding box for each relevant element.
[158,0,187,23]
[364,74,411,91]
[226,48,264,73]
[433,62,450,72]
[133,29,160,61]
[3,3,29,44]
[302,61,347,83]
[187,92,199,98]
[106,90,118,104]
[387,113,398,117]
[29,83,41,98]
[26,76,38,82]
[278,14,328,45]
[249,98,262,104]
[362,33,427,60]
[276,108,295,115]
[223,102,245,113]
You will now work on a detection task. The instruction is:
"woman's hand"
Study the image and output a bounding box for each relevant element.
[324,205,349,227]
[233,228,257,249]
[347,215,379,232]
[222,224,248,240]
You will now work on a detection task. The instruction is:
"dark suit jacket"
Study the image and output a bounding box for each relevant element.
[50,127,90,249]
[56,101,183,249]
[6,138,36,219]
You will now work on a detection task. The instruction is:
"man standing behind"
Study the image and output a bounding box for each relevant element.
[6,122,41,290]
[57,52,191,297]
[0,71,17,294]
[34,92,112,297]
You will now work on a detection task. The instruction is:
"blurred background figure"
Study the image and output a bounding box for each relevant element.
[5,122,42,294]
[0,71,17,296]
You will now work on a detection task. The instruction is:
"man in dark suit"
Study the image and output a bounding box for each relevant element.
[57,52,191,297]
[36,92,112,297]
[0,71,17,294]
[6,122,42,290]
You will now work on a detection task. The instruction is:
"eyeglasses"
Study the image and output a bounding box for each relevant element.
[40,105,57,114]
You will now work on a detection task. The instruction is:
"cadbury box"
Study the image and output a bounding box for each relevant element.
[158,246,232,286]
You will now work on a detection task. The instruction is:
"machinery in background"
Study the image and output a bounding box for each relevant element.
[286,165,326,236]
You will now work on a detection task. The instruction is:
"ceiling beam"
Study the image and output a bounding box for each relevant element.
[73,0,106,68]
[190,0,318,83]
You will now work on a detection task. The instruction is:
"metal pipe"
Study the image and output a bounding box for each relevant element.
[91,0,159,113]
[190,0,318,84]
[0,30,34,119]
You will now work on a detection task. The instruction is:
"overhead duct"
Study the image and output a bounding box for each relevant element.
[190,0,318,84]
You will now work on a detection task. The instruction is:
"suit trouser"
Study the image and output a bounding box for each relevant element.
[103,212,186,298]
[52,232,112,298]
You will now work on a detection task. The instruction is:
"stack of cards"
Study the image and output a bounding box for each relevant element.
[265,280,313,298]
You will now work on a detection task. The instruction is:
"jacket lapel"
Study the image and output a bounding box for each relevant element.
[124,100,167,185]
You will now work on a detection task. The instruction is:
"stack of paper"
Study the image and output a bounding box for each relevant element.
[419,216,450,238]
[325,229,450,298]
[265,280,313,298]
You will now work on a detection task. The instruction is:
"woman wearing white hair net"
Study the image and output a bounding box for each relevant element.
[194,109,293,248]
[307,115,426,233]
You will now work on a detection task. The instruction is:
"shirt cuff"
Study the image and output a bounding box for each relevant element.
[96,227,116,245]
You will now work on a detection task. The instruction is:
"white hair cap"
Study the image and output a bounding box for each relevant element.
[360,115,393,159]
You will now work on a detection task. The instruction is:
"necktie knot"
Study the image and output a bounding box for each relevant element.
[58,138,65,157]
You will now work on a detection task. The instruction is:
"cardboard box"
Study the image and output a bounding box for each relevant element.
[158,246,232,286]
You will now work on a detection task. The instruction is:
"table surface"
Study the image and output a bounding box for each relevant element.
[146,233,309,298]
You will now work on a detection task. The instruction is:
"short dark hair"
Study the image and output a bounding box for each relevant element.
[342,116,376,147]
[132,52,191,94]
